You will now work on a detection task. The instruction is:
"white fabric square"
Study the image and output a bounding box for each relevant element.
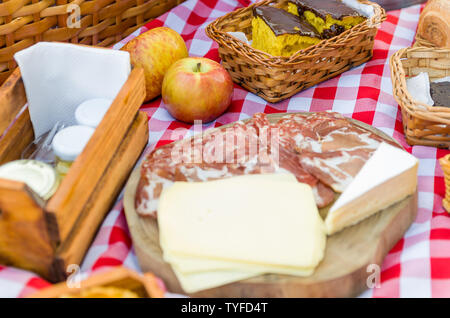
[417,158,436,177]
[332,99,356,115]
[164,12,186,34]
[400,277,431,298]
[401,240,429,263]
[189,38,212,56]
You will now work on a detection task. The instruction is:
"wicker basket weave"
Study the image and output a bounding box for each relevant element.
[0,0,184,85]
[390,46,450,148]
[205,0,385,103]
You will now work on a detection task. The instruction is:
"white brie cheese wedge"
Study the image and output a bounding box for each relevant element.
[325,142,418,235]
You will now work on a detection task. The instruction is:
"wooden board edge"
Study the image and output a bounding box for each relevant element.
[123,166,185,293]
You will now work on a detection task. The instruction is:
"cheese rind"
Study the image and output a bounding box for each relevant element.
[325,142,418,235]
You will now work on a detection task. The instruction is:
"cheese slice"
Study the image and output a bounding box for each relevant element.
[165,251,317,276]
[160,172,321,277]
[325,142,418,235]
[157,173,326,292]
[171,267,262,293]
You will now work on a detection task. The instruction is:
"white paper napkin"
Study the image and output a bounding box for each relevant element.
[14,42,131,138]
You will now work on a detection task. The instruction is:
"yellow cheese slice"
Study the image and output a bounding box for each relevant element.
[325,142,419,235]
[165,251,316,276]
[171,267,262,293]
[158,173,326,292]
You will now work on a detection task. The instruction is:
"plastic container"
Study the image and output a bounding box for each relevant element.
[52,125,95,176]
[75,98,112,128]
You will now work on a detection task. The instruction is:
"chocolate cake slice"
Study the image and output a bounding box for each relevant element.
[287,0,366,38]
[252,6,321,57]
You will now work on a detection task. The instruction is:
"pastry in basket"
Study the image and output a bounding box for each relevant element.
[251,6,321,57]
[287,0,366,38]
[60,286,139,298]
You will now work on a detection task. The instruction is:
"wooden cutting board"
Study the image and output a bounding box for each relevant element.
[123,113,418,298]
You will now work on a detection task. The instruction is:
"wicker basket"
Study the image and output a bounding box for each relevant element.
[390,46,450,148]
[0,0,184,85]
[205,0,385,103]
[439,153,450,213]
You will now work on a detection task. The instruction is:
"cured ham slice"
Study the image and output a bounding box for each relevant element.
[276,112,400,192]
[136,112,398,217]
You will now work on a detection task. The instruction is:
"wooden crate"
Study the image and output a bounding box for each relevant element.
[0,66,149,283]
[29,266,165,298]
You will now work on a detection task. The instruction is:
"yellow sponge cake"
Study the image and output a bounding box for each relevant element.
[287,0,366,38]
[252,6,321,57]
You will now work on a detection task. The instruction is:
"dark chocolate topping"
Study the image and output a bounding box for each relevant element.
[321,24,345,38]
[253,6,321,37]
[291,0,362,21]
[430,82,450,107]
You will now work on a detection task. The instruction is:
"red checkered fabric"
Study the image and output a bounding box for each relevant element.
[1,0,449,298]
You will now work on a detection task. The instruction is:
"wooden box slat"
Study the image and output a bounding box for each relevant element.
[0,68,26,134]
[0,178,54,276]
[0,109,34,165]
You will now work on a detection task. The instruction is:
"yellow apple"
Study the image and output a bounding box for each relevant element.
[122,27,188,102]
[162,57,234,124]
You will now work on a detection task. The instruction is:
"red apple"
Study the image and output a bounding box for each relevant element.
[162,57,233,124]
[122,27,188,102]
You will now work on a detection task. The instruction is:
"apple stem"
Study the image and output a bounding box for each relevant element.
[195,62,201,73]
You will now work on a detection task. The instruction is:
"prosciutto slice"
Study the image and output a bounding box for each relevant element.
[136,112,398,217]
[276,112,400,192]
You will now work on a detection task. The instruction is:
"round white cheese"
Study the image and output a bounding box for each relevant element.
[0,159,59,200]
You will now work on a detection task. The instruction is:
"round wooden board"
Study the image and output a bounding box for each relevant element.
[123,113,418,298]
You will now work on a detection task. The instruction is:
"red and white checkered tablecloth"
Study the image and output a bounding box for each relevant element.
[1,0,449,298]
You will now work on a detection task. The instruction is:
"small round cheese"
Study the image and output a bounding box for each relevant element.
[75,98,112,128]
[0,160,59,200]
[52,125,95,162]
